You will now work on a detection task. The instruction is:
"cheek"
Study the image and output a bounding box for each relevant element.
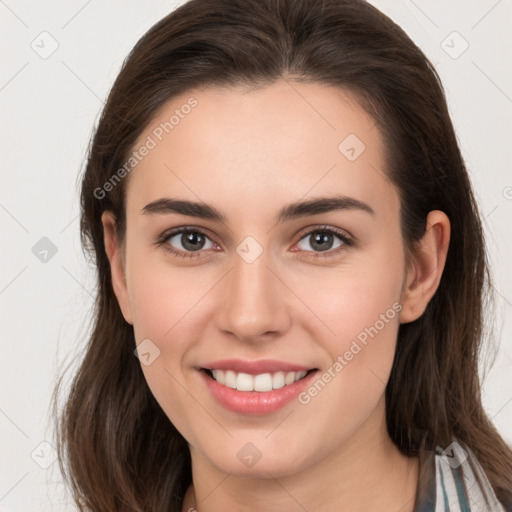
[126,244,204,343]
[300,275,401,405]
[302,249,404,350]
[293,245,404,412]
[125,251,217,435]
[127,266,203,439]
[291,275,402,465]
[129,279,176,346]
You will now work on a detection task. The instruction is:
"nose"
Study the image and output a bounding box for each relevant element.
[214,247,292,344]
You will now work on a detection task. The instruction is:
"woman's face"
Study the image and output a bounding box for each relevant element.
[105,79,413,477]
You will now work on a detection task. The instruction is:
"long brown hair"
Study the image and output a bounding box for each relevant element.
[52,0,512,510]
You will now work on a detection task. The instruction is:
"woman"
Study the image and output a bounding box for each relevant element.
[53,0,512,510]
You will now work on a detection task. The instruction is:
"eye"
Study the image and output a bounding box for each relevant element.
[156,225,353,261]
[294,226,353,259]
[157,228,218,259]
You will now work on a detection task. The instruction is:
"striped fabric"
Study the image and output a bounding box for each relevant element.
[414,442,508,511]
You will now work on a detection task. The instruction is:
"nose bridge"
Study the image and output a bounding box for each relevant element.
[215,242,290,340]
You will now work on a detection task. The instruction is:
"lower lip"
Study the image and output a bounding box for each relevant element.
[200,370,318,415]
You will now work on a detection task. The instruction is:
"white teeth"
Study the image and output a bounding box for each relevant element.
[253,373,273,392]
[236,372,254,391]
[210,369,309,391]
[284,372,296,385]
[211,369,223,383]
[272,372,285,390]
[224,370,237,389]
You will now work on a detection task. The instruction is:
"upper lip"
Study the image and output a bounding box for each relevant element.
[201,359,315,375]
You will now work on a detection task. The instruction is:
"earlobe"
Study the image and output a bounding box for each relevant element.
[400,210,450,324]
[101,211,134,325]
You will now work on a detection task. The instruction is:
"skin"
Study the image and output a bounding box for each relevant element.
[102,79,450,511]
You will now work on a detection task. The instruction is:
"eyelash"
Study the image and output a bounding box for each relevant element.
[155,225,354,261]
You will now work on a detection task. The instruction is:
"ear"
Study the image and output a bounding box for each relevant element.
[400,210,450,324]
[101,211,133,325]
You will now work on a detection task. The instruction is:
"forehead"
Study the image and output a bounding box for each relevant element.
[124,79,397,221]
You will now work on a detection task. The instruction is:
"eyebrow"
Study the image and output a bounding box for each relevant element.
[141,195,375,223]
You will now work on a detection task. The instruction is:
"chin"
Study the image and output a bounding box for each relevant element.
[196,435,324,480]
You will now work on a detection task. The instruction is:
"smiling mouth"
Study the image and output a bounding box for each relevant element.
[202,368,316,392]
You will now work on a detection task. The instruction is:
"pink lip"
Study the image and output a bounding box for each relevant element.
[202,358,313,375]
[199,368,318,415]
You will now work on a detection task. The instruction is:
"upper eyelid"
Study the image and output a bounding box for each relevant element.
[296,225,352,240]
[160,226,219,245]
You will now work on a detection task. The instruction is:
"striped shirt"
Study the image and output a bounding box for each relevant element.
[414,443,509,511]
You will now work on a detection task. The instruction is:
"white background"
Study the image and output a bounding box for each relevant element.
[0,1,511,510]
